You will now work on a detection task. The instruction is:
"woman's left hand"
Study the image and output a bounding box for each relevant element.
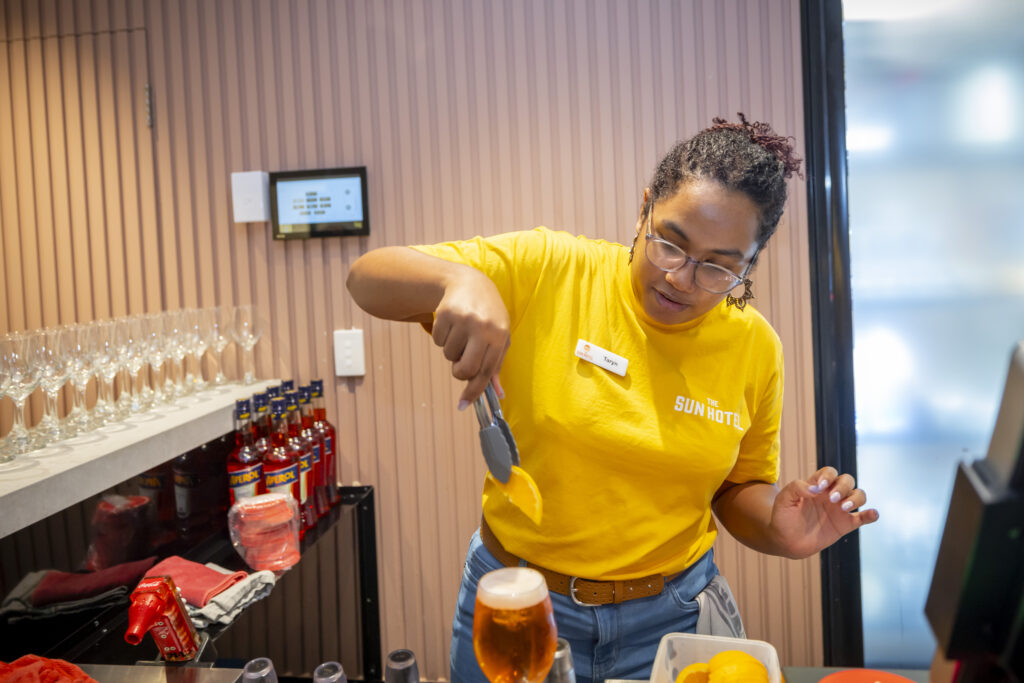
[769,467,880,559]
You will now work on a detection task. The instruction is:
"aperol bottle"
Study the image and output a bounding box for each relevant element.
[285,390,317,533]
[227,398,265,505]
[311,379,340,506]
[300,385,329,518]
[263,397,302,536]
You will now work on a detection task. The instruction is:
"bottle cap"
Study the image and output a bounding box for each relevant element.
[253,392,269,409]
[285,390,299,409]
[270,397,286,418]
[299,386,311,403]
[281,380,295,392]
[267,386,281,399]
[236,398,252,419]
[124,593,163,646]
[311,379,324,396]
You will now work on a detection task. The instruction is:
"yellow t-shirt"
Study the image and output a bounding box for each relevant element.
[412,227,783,580]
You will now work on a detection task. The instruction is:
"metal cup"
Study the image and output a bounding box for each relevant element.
[545,638,576,683]
[384,649,420,683]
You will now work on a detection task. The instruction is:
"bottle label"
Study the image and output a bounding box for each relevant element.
[173,472,200,519]
[229,463,263,501]
[312,442,322,465]
[299,453,312,501]
[325,436,334,456]
[266,463,299,495]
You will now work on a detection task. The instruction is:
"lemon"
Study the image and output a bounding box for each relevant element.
[707,649,769,683]
[675,661,710,683]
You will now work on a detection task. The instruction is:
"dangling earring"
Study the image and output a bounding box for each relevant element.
[726,278,754,310]
[628,233,639,263]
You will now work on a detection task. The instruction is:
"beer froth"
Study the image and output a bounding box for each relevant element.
[477,567,548,610]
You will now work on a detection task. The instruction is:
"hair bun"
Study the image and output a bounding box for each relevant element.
[709,113,803,179]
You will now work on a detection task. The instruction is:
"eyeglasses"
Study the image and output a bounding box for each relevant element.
[644,208,753,295]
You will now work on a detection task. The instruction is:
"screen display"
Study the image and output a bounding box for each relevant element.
[269,167,369,238]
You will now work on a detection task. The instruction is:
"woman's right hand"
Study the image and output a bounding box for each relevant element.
[432,268,511,409]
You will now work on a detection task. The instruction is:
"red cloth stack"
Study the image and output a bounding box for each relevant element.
[228,494,300,572]
[30,556,157,607]
[0,654,98,683]
[144,556,247,607]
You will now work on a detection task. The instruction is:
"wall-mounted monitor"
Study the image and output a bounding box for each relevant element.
[269,166,369,239]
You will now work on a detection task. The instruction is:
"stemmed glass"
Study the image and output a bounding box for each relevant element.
[123,316,148,414]
[189,308,213,392]
[165,310,190,399]
[231,305,263,385]
[209,306,231,386]
[144,313,168,406]
[0,332,45,457]
[92,320,119,426]
[111,318,133,420]
[34,326,73,447]
[66,322,99,435]
[473,567,557,683]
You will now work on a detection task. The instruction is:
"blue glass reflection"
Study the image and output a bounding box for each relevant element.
[844,0,1024,669]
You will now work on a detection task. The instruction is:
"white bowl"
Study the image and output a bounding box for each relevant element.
[649,632,782,683]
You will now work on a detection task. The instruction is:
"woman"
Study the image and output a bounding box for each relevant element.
[347,115,879,682]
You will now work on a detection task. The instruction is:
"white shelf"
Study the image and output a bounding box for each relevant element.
[0,380,280,539]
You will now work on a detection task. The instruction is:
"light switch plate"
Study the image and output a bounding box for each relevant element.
[334,328,365,377]
[231,171,270,223]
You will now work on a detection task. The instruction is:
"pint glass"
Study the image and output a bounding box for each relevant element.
[473,567,558,683]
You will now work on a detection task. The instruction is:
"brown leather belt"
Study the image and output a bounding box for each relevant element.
[479,518,683,606]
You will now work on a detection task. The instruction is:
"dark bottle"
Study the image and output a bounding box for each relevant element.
[300,385,329,518]
[286,390,317,532]
[263,397,302,537]
[228,398,266,505]
[311,379,340,506]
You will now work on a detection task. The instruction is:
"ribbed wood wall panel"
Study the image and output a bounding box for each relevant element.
[2,0,821,678]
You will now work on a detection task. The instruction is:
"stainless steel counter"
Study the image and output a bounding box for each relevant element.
[79,663,242,682]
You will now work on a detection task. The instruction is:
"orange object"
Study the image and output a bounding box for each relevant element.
[0,654,97,683]
[124,575,200,661]
[675,661,710,683]
[818,671,920,683]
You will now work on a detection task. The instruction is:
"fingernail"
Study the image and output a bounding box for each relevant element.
[457,400,469,412]
[830,491,841,503]
[842,501,854,511]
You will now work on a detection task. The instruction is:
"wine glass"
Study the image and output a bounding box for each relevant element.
[65,323,98,436]
[231,305,263,385]
[209,306,231,386]
[190,308,214,392]
[112,317,133,420]
[0,332,45,457]
[34,326,73,447]
[92,320,119,426]
[123,315,149,414]
[164,310,190,399]
[473,567,557,683]
[143,313,168,406]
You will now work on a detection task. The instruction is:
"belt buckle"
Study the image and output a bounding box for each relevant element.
[568,576,603,607]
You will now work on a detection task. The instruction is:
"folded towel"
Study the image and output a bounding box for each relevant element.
[0,654,98,683]
[29,556,156,608]
[145,556,248,608]
[185,563,276,629]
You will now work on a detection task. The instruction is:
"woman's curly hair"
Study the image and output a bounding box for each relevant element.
[645,113,803,251]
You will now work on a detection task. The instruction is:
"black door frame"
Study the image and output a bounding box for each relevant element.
[800,0,865,667]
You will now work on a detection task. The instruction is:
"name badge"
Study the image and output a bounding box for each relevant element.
[575,339,628,377]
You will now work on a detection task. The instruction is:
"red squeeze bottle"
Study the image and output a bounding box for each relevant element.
[285,390,317,533]
[124,575,200,661]
[311,379,340,507]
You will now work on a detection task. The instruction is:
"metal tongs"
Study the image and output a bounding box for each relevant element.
[473,385,519,484]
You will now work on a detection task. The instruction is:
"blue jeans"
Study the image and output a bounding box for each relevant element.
[450,530,718,683]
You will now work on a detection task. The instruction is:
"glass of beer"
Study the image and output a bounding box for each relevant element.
[473,567,558,683]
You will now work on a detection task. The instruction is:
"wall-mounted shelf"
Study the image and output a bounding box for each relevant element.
[0,380,279,540]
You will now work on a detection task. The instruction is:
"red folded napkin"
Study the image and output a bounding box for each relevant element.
[30,556,157,608]
[145,556,248,607]
[0,654,97,683]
